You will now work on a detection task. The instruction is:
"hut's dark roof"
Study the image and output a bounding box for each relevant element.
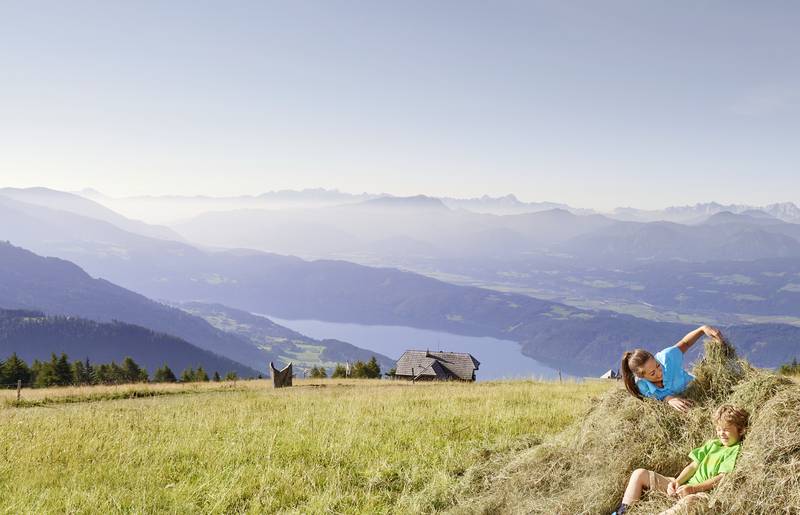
[395,350,480,381]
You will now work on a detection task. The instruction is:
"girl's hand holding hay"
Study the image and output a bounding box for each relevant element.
[665,395,694,413]
[701,325,722,340]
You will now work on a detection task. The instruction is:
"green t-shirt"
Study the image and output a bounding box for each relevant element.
[687,439,741,485]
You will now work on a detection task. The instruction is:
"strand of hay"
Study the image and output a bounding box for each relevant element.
[451,337,799,514]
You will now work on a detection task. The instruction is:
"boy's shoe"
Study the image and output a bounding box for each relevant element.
[611,503,629,515]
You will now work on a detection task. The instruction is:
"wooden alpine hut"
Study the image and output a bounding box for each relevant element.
[394,350,480,382]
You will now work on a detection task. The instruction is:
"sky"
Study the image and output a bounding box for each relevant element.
[0,1,798,210]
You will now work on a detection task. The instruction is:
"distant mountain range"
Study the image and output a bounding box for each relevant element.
[76,187,800,224]
[4,238,790,375]
[0,241,388,373]
[557,214,800,264]
[2,186,798,374]
[609,202,800,224]
[76,188,382,224]
[170,199,614,261]
[79,187,377,205]
[0,241,270,372]
[437,194,591,216]
[168,194,800,265]
[1,187,183,241]
[0,308,259,378]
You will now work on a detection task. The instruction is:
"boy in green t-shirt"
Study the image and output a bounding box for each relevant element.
[612,404,749,515]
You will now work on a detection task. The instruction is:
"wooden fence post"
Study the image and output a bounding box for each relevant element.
[558,369,562,383]
[16,380,21,401]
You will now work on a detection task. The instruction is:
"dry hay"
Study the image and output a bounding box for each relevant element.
[452,338,799,514]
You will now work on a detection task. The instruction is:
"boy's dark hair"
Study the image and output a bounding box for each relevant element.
[713,404,749,432]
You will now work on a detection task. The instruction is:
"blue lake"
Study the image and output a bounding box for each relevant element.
[265,316,564,381]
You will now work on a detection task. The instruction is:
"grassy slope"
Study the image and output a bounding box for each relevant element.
[0,378,610,514]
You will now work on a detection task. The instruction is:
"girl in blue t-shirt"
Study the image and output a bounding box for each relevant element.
[620,325,722,412]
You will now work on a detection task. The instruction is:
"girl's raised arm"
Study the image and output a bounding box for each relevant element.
[676,325,722,353]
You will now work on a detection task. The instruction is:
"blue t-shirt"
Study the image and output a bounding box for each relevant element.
[636,345,694,400]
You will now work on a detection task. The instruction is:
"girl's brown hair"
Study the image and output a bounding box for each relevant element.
[620,348,654,400]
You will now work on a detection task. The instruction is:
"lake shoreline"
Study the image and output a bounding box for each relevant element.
[259,314,570,381]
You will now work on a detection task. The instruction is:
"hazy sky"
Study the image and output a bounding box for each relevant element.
[1,1,798,210]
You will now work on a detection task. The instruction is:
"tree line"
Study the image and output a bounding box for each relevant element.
[308,356,382,379]
[0,352,239,388]
[779,357,800,376]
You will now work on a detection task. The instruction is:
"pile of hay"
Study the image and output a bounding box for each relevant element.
[452,338,800,514]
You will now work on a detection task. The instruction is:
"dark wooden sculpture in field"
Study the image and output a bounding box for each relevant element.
[270,362,293,388]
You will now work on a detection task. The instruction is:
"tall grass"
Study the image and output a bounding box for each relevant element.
[0,379,250,407]
[0,378,609,514]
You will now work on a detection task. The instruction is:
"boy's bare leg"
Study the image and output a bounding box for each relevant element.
[622,469,672,505]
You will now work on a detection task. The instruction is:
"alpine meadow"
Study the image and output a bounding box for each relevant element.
[2,1,800,514]
[0,378,610,513]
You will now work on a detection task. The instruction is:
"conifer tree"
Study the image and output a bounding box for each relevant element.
[351,360,368,378]
[110,361,125,384]
[212,371,221,382]
[72,359,86,385]
[30,359,44,386]
[54,353,72,386]
[121,357,147,383]
[95,363,112,384]
[779,357,800,375]
[154,364,177,383]
[365,356,381,378]
[180,367,195,382]
[1,353,31,385]
[195,366,210,382]
[84,357,95,384]
[34,354,59,387]
[331,364,347,378]
[224,371,238,381]
[310,365,328,378]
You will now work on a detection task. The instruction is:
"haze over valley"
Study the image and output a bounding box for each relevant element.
[2,186,800,377]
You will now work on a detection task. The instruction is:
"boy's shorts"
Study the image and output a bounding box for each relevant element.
[648,470,674,493]
[648,471,711,515]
